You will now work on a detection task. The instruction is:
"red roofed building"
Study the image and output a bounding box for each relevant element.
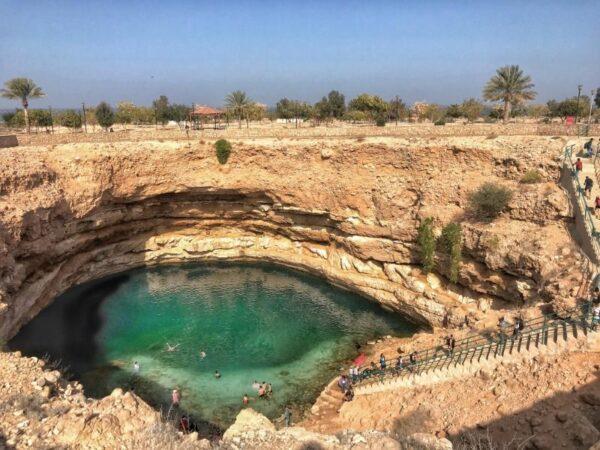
[190,105,223,116]
[189,104,225,129]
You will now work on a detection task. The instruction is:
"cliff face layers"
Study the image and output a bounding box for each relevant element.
[0,136,584,339]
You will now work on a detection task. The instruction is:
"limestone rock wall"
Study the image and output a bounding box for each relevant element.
[0,136,588,339]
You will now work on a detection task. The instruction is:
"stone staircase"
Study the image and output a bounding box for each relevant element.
[302,378,346,432]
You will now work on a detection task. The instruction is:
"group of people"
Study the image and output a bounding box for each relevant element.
[443,335,456,354]
[337,374,355,402]
[574,139,600,212]
[497,315,525,339]
[242,380,274,405]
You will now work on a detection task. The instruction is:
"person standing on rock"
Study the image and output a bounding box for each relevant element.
[172,388,181,406]
[284,405,292,427]
[379,354,386,370]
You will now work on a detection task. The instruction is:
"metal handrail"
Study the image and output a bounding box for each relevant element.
[353,300,595,386]
[563,145,600,259]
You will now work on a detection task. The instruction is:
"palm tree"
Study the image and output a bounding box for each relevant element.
[1,78,45,133]
[483,65,536,123]
[225,90,252,128]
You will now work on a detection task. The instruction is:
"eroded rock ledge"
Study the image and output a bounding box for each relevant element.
[0,136,586,339]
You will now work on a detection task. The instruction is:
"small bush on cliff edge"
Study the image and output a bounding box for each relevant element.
[520,170,543,184]
[440,223,462,283]
[469,182,513,219]
[417,217,436,273]
[215,139,232,164]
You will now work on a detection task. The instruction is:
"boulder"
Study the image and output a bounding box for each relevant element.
[223,408,275,441]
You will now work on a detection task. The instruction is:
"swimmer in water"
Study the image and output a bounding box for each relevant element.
[199,351,206,359]
[166,343,180,352]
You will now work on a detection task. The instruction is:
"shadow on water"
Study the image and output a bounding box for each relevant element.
[8,273,224,437]
[9,274,129,377]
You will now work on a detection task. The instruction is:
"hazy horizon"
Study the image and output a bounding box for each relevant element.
[1,0,598,109]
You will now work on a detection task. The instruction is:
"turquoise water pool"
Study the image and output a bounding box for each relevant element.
[10,262,416,430]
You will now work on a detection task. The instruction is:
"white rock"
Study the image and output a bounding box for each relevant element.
[426,273,442,290]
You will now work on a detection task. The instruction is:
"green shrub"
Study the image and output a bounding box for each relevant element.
[59,110,82,129]
[434,119,446,126]
[95,102,115,129]
[440,223,462,283]
[520,170,543,184]
[215,139,232,164]
[417,217,436,273]
[375,115,386,127]
[469,182,513,218]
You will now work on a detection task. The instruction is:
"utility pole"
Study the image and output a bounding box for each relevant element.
[589,89,595,126]
[82,103,87,133]
[576,84,582,123]
[49,106,54,133]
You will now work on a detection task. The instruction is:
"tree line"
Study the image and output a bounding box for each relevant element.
[2,65,599,132]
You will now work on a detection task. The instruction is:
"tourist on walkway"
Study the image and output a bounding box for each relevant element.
[343,387,354,402]
[594,197,600,216]
[379,354,386,370]
[449,335,456,353]
[592,305,600,330]
[395,356,404,372]
[284,405,292,427]
[513,317,525,336]
[409,351,418,368]
[575,158,583,174]
[584,138,594,157]
[337,374,349,392]
[585,176,594,198]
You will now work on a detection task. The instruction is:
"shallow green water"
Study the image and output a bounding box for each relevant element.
[11,262,415,429]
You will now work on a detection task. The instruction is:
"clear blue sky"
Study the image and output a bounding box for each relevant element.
[0,0,598,109]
